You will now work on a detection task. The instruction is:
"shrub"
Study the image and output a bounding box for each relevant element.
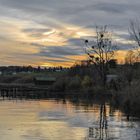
[66,75,82,90]
[52,77,69,91]
[82,75,93,88]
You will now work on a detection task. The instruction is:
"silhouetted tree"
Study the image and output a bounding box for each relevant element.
[129,20,140,61]
[125,50,136,65]
[84,26,117,86]
[124,50,137,86]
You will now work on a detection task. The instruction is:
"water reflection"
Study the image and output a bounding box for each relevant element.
[86,103,108,140]
[85,102,140,140]
[0,98,139,140]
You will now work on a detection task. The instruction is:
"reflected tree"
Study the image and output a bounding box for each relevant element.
[86,103,108,140]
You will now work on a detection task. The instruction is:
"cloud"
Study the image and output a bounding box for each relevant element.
[1,0,140,27]
[0,0,139,66]
[23,28,52,34]
[68,38,83,46]
[22,28,55,38]
[31,43,84,57]
[92,2,140,14]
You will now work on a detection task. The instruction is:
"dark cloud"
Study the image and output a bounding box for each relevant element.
[32,43,83,56]
[32,43,83,63]
[117,43,134,50]
[1,0,140,28]
[31,43,84,62]
[93,2,140,14]
[68,38,83,46]
[42,57,73,63]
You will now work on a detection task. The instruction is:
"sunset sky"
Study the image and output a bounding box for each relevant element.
[0,0,139,67]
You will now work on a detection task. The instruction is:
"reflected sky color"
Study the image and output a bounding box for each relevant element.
[0,0,140,66]
[0,99,139,140]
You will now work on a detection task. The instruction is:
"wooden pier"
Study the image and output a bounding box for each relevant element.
[0,83,113,100]
[0,83,50,99]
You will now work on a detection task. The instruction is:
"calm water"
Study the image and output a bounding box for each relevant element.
[0,98,140,140]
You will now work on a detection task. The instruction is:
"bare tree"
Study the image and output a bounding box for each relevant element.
[125,50,137,65]
[129,20,140,61]
[124,20,140,86]
[84,26,116,86]
[124,50,136,86]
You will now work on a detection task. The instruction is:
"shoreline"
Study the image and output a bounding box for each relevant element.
[0,85,139,118]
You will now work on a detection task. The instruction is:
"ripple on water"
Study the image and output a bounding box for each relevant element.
[0,99,139,140]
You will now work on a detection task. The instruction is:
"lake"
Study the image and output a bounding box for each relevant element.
[0,98,140,140]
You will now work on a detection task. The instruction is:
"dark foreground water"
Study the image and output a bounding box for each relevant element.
[0,98,140,140]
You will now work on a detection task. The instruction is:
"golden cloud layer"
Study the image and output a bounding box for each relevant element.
[0,16,135,67]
